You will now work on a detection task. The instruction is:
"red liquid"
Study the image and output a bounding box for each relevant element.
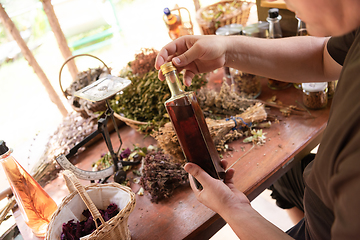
[165,92,225,187]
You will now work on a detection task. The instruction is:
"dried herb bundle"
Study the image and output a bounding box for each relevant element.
[139,149,188,203]
[152,103,267,162]
[110,48,207,132]
[197,81,258,118]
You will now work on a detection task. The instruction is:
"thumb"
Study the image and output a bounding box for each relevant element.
[184,162,213,188]
[172,42,201,68]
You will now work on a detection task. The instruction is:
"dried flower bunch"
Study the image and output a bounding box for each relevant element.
[139,149,188,203]
[61,203,119,240]
[197,81,258,118]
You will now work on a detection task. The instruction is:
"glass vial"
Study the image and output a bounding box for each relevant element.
[267,8,292,90]
[0,140,57,237]
[163,7,182,40]
[302,82,328,109]
[160,62,225,189]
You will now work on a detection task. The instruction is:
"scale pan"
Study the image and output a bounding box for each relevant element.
[74,75,131,102]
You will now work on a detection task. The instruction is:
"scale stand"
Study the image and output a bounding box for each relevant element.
[55,75,138,184]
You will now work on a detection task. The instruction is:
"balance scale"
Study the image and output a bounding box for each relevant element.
[55,75,138,184]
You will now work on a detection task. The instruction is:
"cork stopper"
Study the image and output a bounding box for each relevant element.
[160,62,177,75]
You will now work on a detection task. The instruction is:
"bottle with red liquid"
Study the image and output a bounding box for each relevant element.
[0,140,57,237]
[160,62,225,189]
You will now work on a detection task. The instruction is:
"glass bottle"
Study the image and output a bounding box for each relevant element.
[0,140,57,237]
[293,17,309,89]
[163,7,182,40]
[267,8,292,90]
[160,62,225,189]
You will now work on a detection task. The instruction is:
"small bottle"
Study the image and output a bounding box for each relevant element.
[0,140,57,237]
[160,62,225,189]
[302,82,328,109]
[293,17,309,89]
[163,7,182,40]
[267,8,292,90]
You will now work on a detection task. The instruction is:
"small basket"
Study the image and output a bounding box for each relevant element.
[45,170,136,240]
[59,54,111,118]
[196,1,254,35]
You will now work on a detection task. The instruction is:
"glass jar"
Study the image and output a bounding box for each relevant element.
[302,82,328,109]
[232,71,262,98]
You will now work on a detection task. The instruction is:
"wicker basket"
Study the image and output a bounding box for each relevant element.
[45,170,136,240]
[113,112,152,133]
[196,1,255,35]
[59,54,111,118]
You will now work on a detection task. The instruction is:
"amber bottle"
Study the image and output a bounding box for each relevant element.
[0,140,57,237]
[163,7,182,40]
[160,62,225,189]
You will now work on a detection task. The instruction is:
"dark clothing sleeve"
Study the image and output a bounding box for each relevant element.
[327,30,357,66]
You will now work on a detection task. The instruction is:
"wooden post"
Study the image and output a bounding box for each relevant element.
[0,3,68,117]
[41,0,79,81]
[193,0,201,11]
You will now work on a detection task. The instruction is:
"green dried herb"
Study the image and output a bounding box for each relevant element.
[110,50,207,132]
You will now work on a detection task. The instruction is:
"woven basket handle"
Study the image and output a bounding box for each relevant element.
[62,170,105,228]
[59,54,111,99]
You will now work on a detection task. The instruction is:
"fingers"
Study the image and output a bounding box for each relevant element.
[184,162,213,189]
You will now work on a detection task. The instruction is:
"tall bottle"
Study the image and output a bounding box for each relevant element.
[293,16,309,89]
[160,62,225,189]
[0,140,57,237]
[163,7,182,40]
[266,8,292,90]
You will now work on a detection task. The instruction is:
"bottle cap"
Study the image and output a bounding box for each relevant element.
[268,8,279,18]
[0,140,9,155]
[302,82,328,92]
[160,62,177,75]
[164,8,170,15]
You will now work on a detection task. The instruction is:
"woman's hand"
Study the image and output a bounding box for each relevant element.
[184,160,250,216]
[155,35,228,86]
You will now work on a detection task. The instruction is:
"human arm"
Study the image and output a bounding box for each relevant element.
[184,160,294,240]
[155,35,342,86]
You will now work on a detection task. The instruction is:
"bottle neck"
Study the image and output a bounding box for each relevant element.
[164,70,185,98]
[267,15,282,39]
[0,148,12,161]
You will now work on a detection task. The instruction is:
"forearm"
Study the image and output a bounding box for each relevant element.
[220,203,294,240]
[224,35,333,83]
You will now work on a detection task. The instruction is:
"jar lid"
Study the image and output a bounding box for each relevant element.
[268,8,279,18]
[160,62,176,75]
[215,24,243,36]
[302,82,328,92]
[0,140,9,155]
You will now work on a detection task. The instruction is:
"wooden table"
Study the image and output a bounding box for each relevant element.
[14,72,331,240]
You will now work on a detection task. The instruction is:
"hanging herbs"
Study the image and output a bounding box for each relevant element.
[110,48,208,132]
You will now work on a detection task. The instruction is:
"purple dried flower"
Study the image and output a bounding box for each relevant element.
[120,148,131,159]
